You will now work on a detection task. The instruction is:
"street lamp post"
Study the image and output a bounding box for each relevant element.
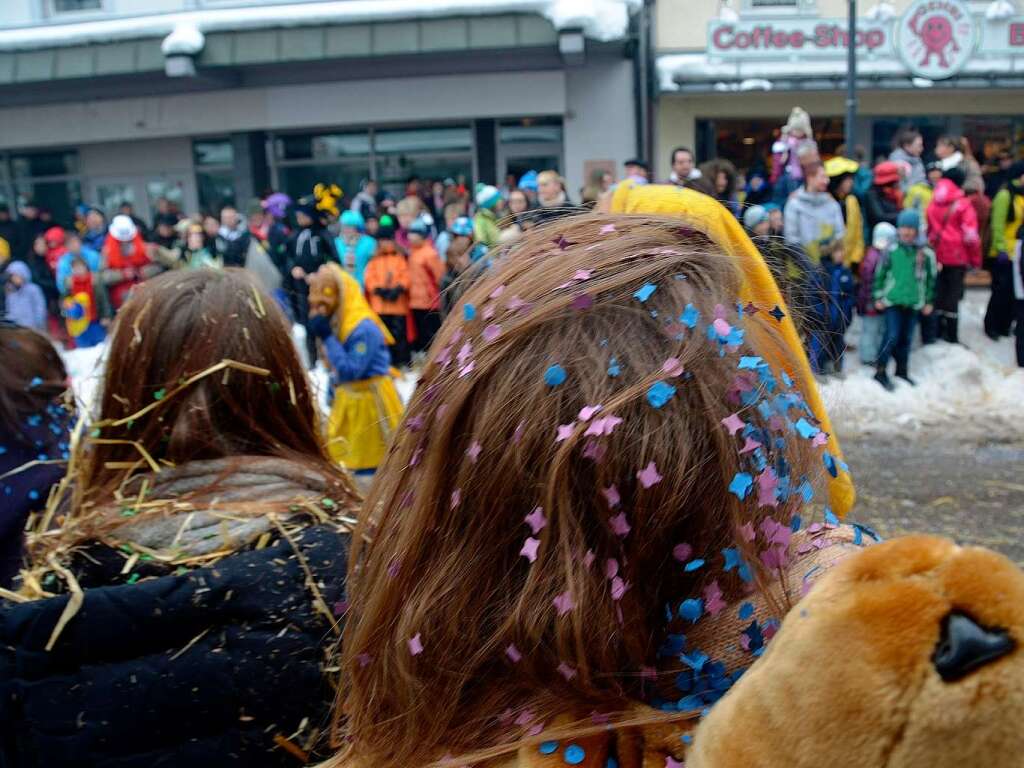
[845,0,858,154]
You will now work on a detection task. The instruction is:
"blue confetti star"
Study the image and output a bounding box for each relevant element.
[723,547,741,572]
[824,507,839,526]
[683,558,705,572]
[633,283,657,302]
[463,303,476,321]
[539,741,559,755]
[646,381,677,409]
[769,305,786,322]
[679,303,700,328]
[738,602,755,620]
[728,472,753,500]
[564,745,586,765]
[794,418,819,439]
[544,365,567,387]
[607,358,621,377]
[738,356,765,371]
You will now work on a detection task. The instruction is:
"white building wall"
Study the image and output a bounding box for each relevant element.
[0,70,568,150]
[563,57,637,197]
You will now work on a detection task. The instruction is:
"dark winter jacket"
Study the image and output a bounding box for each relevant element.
[814,259,856,334]
[864,187,902,230]
[0,397,71,588]
[214,222,254,268]
[288,227,336,295]
[0,522,348,767]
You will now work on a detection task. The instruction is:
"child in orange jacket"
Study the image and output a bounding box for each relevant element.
[363,215,411,366]
[406,216,444,355]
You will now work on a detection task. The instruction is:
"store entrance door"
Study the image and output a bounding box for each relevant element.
[498,143,561,186]
[88,173,194,225]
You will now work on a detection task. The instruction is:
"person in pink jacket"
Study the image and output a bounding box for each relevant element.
[926,168,981,344]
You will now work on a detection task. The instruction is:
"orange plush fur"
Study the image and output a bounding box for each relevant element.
[688,536,1024,768]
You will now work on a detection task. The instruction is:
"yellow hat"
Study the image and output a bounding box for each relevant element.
[824,156,860,178]
[609,181,855,517]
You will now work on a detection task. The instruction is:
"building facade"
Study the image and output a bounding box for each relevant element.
[0,0,643,223]
[654,0,1024,179]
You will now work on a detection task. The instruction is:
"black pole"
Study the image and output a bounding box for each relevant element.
[845,0,858,154]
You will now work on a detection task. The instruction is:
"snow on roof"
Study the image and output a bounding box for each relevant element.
[0,0,640,52]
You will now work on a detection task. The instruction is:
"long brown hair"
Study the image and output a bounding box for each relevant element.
[80,268,355,506]
[0,322,69,447]
[337,214,824,766]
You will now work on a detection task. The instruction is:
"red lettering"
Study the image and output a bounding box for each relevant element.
[712,25,734,49]
[1011,23,1024,47]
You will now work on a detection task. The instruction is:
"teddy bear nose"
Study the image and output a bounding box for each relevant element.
[932,612,1015,682]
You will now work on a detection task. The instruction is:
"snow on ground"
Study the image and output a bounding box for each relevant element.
[820,289,1024,440]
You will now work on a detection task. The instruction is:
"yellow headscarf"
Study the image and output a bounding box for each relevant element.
[610,181,855,516]
[323,262,395,345]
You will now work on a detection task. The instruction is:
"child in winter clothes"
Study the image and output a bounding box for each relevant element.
[182,224,220,270]
[783,162,845,262]
[334,210,377,289]
[3,261,47,332]
[825,157,864,269]
[985,161,1024,340]
[873,209,936,391]
[809,243,856,375]
[308,264,403,474]
[363,215,411,366]
[926,169,981,345]
[858,222,897,365]
[333,210,862,768]
[407,216,444,355]
[101,214,154,311]
[62,254,108,348]
[55,232,100,297]
[473,184,503,247]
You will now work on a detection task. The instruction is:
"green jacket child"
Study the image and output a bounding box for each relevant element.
[873,240,936,311]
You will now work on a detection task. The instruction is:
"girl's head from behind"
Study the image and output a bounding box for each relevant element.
[83,268,339,500]
[0,323,68,447]
[342,213,828,766]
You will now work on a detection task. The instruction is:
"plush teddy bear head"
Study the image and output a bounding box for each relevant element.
[688,536,1024,768]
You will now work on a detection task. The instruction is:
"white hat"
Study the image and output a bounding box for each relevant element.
[109,214,138,242]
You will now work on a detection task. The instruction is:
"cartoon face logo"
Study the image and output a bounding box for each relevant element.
[897,0,976,80]
[913,14,957,67]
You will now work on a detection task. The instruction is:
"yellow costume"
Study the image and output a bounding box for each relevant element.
[316,263,404,473]
[610,181,855,516]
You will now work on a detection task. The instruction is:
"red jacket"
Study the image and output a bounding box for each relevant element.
[926,179,981,269]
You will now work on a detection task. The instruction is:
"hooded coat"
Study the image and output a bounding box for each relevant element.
[783,188,846,259]
[3,261,47,331]
[926,179,982,269]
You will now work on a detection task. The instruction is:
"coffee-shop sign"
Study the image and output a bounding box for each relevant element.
[708,0,1024,80]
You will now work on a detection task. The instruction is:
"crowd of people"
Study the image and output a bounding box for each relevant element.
[0,107,1022,767]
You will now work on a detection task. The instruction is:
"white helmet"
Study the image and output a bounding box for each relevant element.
[108,214,138,242]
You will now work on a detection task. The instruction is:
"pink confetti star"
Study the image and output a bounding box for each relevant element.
[555,423,576,442]
[672,542,692,562]
[704,580,726,616]
[458,361,474,378]
[506,295,526,312]
[812,431,829,447]
[520,537,541,563]
[610,576,627,601]
[713,318,732,337]
[356,652,373,667]
[573,269,593,281]
[602,484,621,508]
[571,293,594,311]
[408,633,424,656]
[662,357,684,377]
[610,512,631,537]
[605,558,619,579]
[557,662,577,680]
[450,488,461,509]
[637,461,663,489]
[583,549,596,568]
[600,224,616,234]
[524,506,547,534]
[665,757,684,768]
[579,404,602,421]
[466,441,482,463]
[553,591,575,616]
[513,421,525,443]
[739,436,762,454]
[482,324,501,342]
[483,305,496,320]
[490,284,506,299]
[722,413,745,436]
[739,521,756,541]
[457,341,472,366]
[583,440,606,462]
[505,644,522,663]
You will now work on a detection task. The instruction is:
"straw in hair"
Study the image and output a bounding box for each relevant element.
[336,213,843,768]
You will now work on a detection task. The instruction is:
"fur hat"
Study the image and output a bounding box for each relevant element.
[742,205,769,231]
[108,214,138,242]
[872,222,898,250]
[783,107,813,138]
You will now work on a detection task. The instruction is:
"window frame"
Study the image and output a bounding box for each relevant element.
[740,0,816,15]
[42,0,106,20]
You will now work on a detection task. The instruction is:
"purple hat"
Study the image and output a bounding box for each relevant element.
[262,193,292,220]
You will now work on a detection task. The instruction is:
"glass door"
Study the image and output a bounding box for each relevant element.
[89,173,194,226]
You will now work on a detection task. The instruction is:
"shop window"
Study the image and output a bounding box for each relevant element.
[742,0,814,10]
[10,151,78,179]
[194,138,236,214]
[7,149,81,227]
[46,0,104,14]
[499,120,563,145]
[278,163,370,208]
[375,127,472,154]
[274,132,370,161]
[15,179,82,228]
[695,117,843,173]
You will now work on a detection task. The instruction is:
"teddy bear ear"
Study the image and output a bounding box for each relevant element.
[932,611,1015,682]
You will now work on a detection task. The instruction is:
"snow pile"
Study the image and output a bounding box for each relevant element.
[1,0,638,52]
[820,290,1024,440]
[161,23,205,56]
